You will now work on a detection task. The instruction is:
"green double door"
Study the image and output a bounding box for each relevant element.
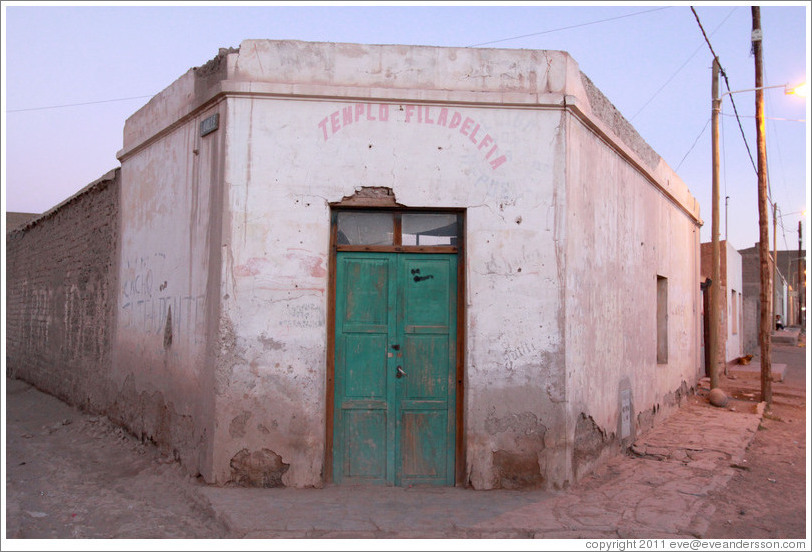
[333,252,457,486]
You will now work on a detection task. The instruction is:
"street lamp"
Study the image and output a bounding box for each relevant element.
[718,81,807,99]
[785,82,807,97]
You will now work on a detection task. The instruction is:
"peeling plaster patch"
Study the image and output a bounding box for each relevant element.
[229,448,289,487]
[258,333,284,351]
[638,404,660,434]
[336,186,401,207]
[484,409,546,437]
[108,375,198,472]
[485,409,548,489]
[663,381,690,407]
[229,411,252,438]
[493,450,544,489]
[572,413,608,475]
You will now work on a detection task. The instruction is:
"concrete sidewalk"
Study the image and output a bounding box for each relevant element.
[198,397,764,539]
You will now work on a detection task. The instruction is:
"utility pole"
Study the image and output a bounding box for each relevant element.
[709,56,722,390]
[752,6,772,406]
[773,203,777,330]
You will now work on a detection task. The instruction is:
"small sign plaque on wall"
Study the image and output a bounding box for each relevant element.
[620,389,631,439]
[200,113,219,137]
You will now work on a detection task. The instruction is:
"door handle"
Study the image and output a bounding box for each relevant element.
[396,366,407,378]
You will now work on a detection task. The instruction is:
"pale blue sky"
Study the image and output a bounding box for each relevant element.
[2,1,809,251]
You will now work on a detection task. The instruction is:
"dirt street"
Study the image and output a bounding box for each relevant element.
[704,340,807,539]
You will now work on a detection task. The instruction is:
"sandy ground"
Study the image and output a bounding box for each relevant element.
[4,378,228,539]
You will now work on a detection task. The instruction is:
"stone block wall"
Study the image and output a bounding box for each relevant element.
[5,169,120,409]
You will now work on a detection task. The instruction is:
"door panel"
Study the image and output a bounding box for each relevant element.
[400,411,446,479]
[334,252,457,485]
[334,255,396,484]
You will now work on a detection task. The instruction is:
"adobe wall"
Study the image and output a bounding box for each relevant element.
[5,170,120,409]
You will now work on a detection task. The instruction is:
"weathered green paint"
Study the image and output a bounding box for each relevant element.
[333,252,457,485]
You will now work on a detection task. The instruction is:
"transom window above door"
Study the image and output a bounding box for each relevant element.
[333,210,462,252]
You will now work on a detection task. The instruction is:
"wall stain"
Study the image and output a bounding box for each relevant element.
[258,333,285,351]
[229,411,252,438]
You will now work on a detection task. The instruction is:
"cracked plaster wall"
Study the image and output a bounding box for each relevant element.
[114,99,224,480]
[116,39,701,489]
[213,92,571,488]
[562,103,702,482]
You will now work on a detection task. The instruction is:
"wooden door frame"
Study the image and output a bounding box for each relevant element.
[324,205,466,486]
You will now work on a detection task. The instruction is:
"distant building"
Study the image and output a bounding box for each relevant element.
[700,241,743,367]
[739,244,805,354]
[7,40,703,490]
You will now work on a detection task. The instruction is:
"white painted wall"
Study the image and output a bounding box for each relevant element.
[725,242,743,363]
[116,96,225,477]
[214,96,571,488]
[564,113,702,480]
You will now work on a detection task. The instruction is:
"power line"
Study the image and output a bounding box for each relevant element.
[721,112,806,123]
[676,116,711,171]
[630,7,737,122]
[690,6,759,176]
[10,9,672,114]
[6,95,153,113]
[467,7,671,48]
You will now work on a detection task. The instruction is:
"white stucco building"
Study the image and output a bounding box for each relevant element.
[112,40,703,489]
[724,242,744,364]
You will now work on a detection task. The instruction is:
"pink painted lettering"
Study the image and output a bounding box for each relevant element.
[478,134,493,151]
[460,117,474,136]
[330,111,340,134]
[318,118,329,141]
[315,103,508,169]
[469,124,480,144]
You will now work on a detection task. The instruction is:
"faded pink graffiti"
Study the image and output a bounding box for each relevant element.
[317,103,508,170]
